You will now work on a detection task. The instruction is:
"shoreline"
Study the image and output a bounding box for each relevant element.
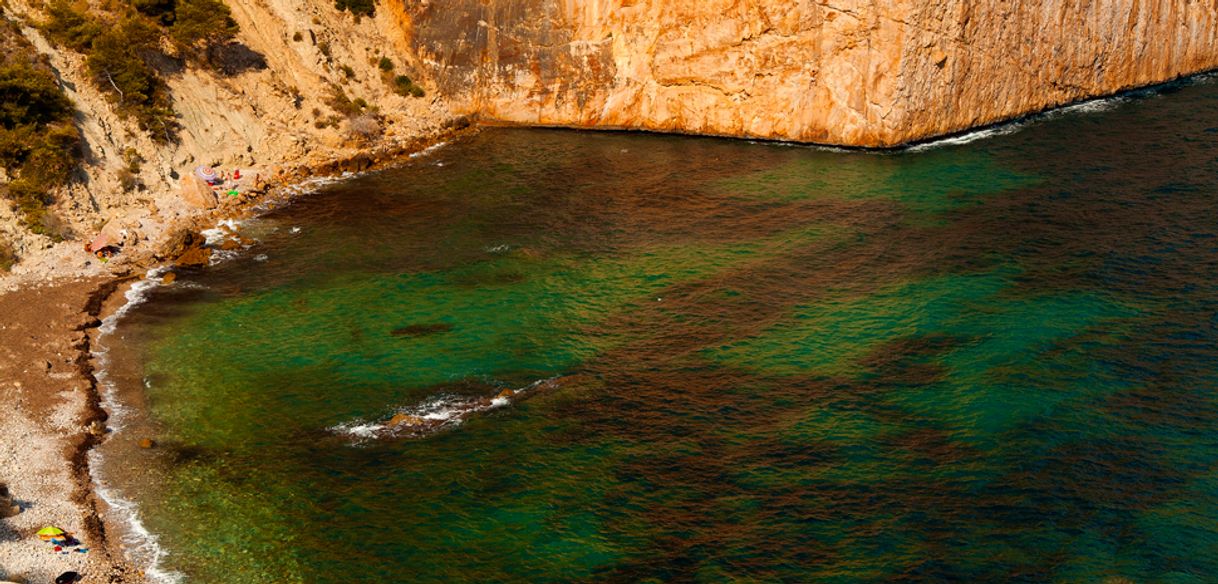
[0,122,474,583]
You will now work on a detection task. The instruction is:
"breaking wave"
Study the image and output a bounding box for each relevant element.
[91,267,184,584]
[329,376,562,444]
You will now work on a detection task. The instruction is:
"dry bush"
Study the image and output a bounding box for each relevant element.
[346,114,380,141]
[0,237,16,271]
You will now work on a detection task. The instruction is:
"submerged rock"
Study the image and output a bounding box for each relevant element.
[216,238,244,251]
[388,413,426,427]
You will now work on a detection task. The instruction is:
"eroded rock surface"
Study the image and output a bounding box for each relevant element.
[402,0,1218,146]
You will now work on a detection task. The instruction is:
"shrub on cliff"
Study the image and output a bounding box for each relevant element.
[85,17,177,141]
[7,178,73,240]
[41,0,101,52]
[0,238,15,272]
[0,57,81,236]
[326,85,373,118]
[0,63,74,130]
[389,74,424,98]
[347,114,380,141]
[43,3,179,142]
[18,124,80,189]
[169,0,239,62]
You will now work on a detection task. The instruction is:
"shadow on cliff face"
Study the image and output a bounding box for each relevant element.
[210,42,268,77]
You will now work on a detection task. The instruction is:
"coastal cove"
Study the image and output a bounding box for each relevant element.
[82,76,1218,583]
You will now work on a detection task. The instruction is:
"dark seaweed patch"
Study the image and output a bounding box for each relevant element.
[390,323,453,337]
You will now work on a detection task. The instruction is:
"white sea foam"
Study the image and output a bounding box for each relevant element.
[97,267,171,338]
[329,376,561,444]
[199,217,264,266]
[91,267,185,584]
[410,141,449,159]
[200,219,243,245]
[746,139,851,154]
[80,138,459,579]
[906,93,1130,152]
[485,244,511,254]
[89,452,183,584]
[278,175,347,198]
[905,123,1026,152]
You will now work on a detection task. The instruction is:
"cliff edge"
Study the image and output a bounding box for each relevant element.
[403,0,1218,147]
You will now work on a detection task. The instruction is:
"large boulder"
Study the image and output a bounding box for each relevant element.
[157,229,212,267]
[175,245,212,268]
[180,175,217,210]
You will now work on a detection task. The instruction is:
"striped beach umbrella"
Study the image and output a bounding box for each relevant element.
[38,526,65,540]
[195,165,218,182]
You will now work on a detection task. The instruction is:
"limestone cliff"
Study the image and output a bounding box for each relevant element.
[400,0,1218,147]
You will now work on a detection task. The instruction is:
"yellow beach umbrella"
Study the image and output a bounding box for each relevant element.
[37,526,65,540]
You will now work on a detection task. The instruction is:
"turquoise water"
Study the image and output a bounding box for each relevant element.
[104,78,1218,582]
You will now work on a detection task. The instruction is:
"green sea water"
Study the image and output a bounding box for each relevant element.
[101,77,1218,583]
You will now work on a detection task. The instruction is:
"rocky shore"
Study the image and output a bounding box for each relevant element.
[0,122,474,583]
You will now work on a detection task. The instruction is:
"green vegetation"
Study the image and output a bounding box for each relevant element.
[389,74,424,98]
[128,0,239,57]
[323,86,382,141]
[42,2,174,139]
[375,56,425,98]
[169,0,239,61]
[326,85,372,117]
[334,0,374,17]
[41,0,244,140]
[85,16,176,139]
[0,23,82,239]
[41,0,100,51]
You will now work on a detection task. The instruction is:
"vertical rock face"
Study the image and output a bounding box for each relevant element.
[401,0,1218,147]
